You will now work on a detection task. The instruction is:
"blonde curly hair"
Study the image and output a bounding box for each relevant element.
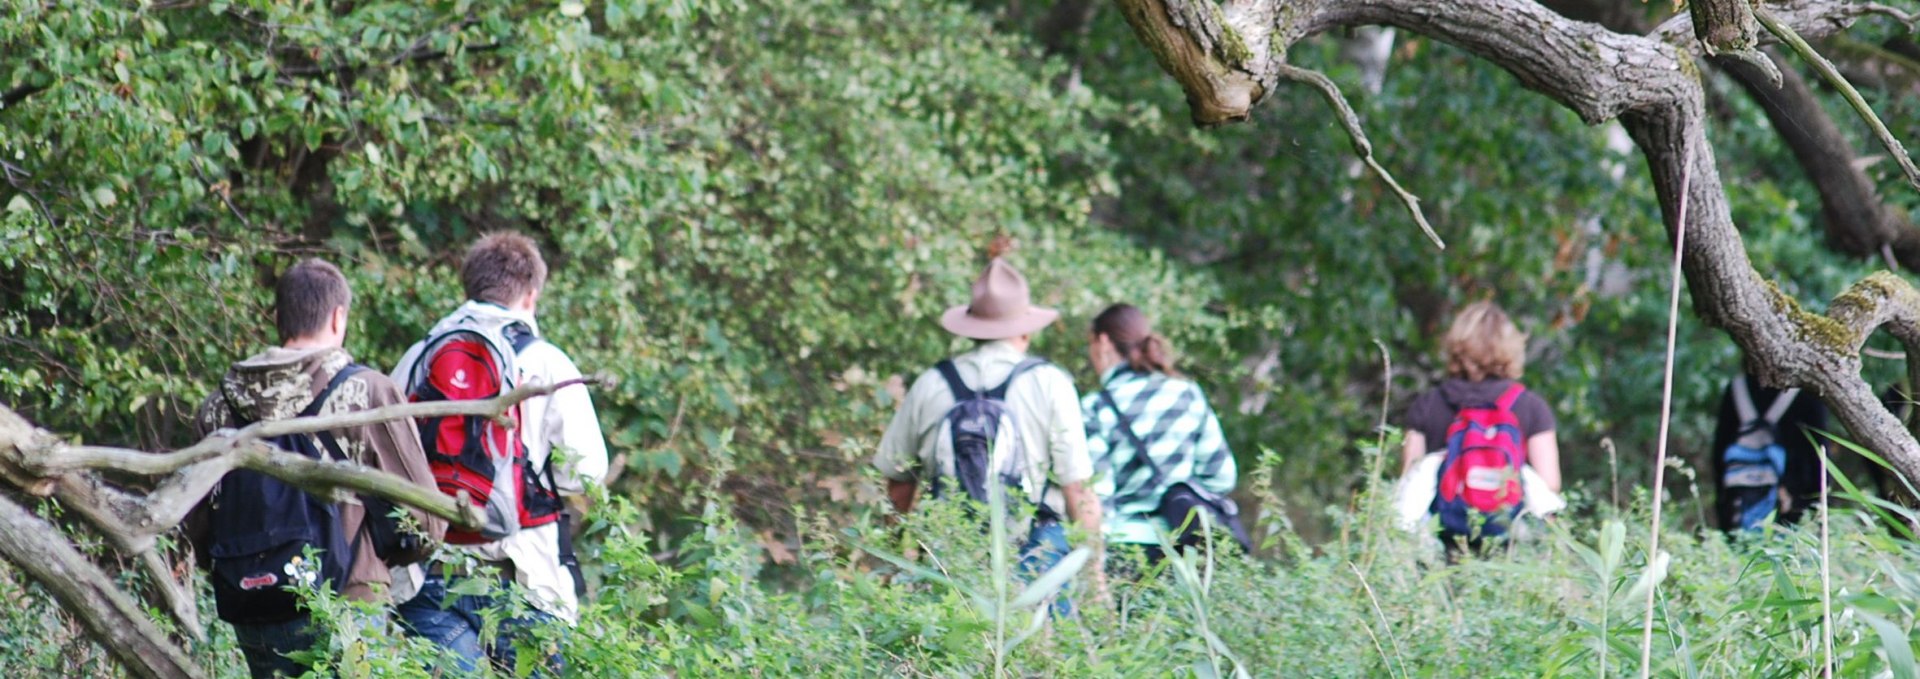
[1444,300,1527,381]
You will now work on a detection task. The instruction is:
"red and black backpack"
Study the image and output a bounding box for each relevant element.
[405,316,563,544]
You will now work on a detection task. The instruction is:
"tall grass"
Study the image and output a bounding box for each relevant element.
[0,450,1917,676]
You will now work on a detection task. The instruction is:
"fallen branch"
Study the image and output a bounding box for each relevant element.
[1274,63,1444,250]
[0,374,603,679]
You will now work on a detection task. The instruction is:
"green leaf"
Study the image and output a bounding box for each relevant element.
[1859,610,1918,679]
[1009,546,1089,609]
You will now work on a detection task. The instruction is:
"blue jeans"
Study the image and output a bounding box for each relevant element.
[232,616,317,678]
[1017,520,1073,617]
[396,573,563,676]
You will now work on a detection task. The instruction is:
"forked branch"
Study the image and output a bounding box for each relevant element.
[0,374,603,679]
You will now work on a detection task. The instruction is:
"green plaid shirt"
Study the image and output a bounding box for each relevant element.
[1084,364,1236,545]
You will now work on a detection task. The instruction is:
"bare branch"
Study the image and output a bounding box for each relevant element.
[1274,63,1444,250]
[34,377,590,478]
[1758,8,1920,192]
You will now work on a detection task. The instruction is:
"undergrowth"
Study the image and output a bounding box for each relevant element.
[4,453,1919,677]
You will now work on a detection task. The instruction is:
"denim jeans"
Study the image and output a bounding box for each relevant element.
[232,616,317,679]
[396,573,563,676]
[1016,520,1073,617]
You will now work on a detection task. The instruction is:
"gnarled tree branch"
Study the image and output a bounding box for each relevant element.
[1109,0,1920,498]
[0,375,601,678]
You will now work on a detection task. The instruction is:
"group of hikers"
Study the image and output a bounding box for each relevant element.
[193,233,606,677]
[193,242,1857,676]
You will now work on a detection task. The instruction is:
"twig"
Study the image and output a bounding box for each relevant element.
[1757,9,1920,192]
[189,157,252,230]
[1640,134,1694,679]
[1864,347,1907,360]
[1858,2,1920,26]
[1275,64,1445,250]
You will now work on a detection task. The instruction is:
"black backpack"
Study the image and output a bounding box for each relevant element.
[930,358,1047,514]
[208,365,365,624]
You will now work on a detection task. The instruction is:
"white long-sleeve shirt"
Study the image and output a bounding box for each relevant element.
[389,300,609,622]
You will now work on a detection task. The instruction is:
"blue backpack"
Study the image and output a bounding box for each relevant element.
[208,365,364,624]
[929,358,1046,513]
[1723,375,1799,531]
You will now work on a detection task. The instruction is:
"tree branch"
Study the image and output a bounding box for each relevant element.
[0,492,200,679]
[0,375,602,676]
[1757,8,1920,192]
[1721,47,1920,268]
[1273,63,1443,249]
[1108,0,1920,498]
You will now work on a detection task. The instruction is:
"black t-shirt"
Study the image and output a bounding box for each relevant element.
[1710,373,1829,529]
[1404,378,1557,463]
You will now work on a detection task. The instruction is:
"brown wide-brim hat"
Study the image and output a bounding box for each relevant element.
[940,258,1060,340]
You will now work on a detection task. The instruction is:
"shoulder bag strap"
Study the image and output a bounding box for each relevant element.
[309,364,367,462]
[933,360,974,401]
[1099,388,1163,480]
[1495,383,1526,412]
[1761,387,1801,427]
[986,358,1047,400]
[1731,374,1760,426]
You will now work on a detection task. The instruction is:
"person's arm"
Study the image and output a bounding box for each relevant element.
[1401,432,1427,477]
[358,375,447,558]
[1527,431,1562,493]
[534,346,610,493]
[887,478,919,514]
[874,372,933,514]
[1061,481,1103,537]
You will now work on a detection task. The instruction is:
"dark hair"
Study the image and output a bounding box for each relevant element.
[1091,303,1177,375]
[462,232,549,306]
[275,258,351,342]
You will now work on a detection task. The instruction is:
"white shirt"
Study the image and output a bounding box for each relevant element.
[389,301,609,622]
[873,341,1093,516]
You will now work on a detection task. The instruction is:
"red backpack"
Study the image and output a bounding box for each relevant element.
[1433,383,1527,538]
[405,316,562,545]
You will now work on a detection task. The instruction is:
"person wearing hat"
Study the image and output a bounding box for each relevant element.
[874,257,1106,608]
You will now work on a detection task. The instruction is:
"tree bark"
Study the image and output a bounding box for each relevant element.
[0,376,593,678]
[1109,0,1920,486]
[0,493,198,679]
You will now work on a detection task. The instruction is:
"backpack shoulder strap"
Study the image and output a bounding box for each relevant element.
[308,364,367,462]
[1731,375,1760,425]
[504,321,541,355]
[1099,389,1163,479]
[934,360,975,401]
[986,358,1047,400]
[1494,383,1526,412]
[1762,387,1801,427]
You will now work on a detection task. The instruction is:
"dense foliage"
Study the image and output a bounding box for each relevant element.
[6,0,1920,674]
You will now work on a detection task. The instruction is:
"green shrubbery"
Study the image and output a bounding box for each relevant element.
[4,448,1917,677]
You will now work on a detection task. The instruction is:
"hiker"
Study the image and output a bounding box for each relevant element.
[189,258,445,678]
[1711,370,1831,532]
[389,233,608,674]
[1082,303,1249,565]
[873,258,1106,609]
[1395,300,1563,552]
